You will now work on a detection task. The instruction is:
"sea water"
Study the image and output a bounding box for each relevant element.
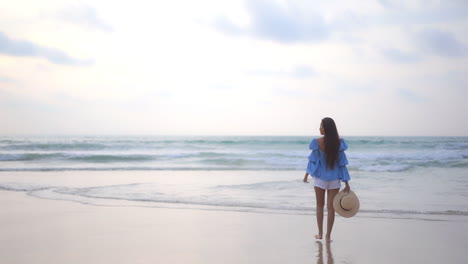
[0,135,467,221]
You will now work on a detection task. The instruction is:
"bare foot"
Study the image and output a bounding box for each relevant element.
[315,234,323,240]
[325,235,332,243]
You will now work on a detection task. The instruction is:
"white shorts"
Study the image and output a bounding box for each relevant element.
[314,177,341,190]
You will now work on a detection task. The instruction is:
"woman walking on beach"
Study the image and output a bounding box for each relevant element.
[303,117,351,242]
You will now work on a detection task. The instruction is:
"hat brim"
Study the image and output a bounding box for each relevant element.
[333,190,360,218]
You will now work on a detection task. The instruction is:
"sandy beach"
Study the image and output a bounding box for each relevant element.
[1,190,466,264]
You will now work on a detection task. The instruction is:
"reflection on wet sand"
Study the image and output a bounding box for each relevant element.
[316,241,334,264]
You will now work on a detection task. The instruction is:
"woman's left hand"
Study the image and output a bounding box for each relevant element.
[343,182,350,193]
[303,173,309,183]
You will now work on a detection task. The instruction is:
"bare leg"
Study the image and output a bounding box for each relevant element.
[326,188,340,242]
[314,186,326,239]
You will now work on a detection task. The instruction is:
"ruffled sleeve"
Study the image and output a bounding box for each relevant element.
[309,139,319,150]
[338,161,350,182]
[306,139,320,176]
[339,138,348,151]
[308,139,319,163]
[338,150,348,166]
[338,139,350,182]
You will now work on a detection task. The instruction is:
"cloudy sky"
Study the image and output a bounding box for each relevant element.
[0,0,467,136]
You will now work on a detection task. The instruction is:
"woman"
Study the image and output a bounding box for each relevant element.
[303,117,351,243]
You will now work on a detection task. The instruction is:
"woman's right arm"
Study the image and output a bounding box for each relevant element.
[343,181,350,193]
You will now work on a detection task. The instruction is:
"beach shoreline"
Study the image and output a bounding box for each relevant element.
[1,190,466,264]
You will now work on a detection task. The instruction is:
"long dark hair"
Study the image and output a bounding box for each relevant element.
[322,117,341,169]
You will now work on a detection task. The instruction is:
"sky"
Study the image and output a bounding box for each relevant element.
[0,0,467,136]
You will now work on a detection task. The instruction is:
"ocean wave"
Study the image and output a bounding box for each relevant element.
[0,161,466,172]
[358,209,468,217]
[0,138,311,151]
[0,152,158,163]
[1,143,109,151]
[3,181,467,219]
[200,158,267,166]
[70,154,155,163]
[0,182,51,192]
[349,151,467,161]
[0,151,301,164]
[2,151,463,164]
[0,167,302,172]
[0,136,467,172]
[215,180,297,190]
[0,159,467,172]
[0,153,66,161]
[354,164,412,172]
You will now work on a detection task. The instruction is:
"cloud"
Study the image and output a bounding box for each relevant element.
[0,32,93,66]
[247,65,317,78]
[415,28,466,57]
[0,75,17,83]
[377,0,402,9]
[332,79,376,95]
[381,48,421,63]
[291,65,316,78]
[215,0,329,43]
[57,5,113,32]
[214,16,244,36]
[378,0,468,11]
[398,88,425,102]
[378,28,466,63]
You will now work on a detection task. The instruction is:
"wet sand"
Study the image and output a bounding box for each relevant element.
[0,191,466,264]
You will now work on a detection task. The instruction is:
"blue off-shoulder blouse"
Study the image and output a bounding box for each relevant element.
[306,138,351,182]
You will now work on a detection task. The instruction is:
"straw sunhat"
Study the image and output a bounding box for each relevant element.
[333,190,360,218]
